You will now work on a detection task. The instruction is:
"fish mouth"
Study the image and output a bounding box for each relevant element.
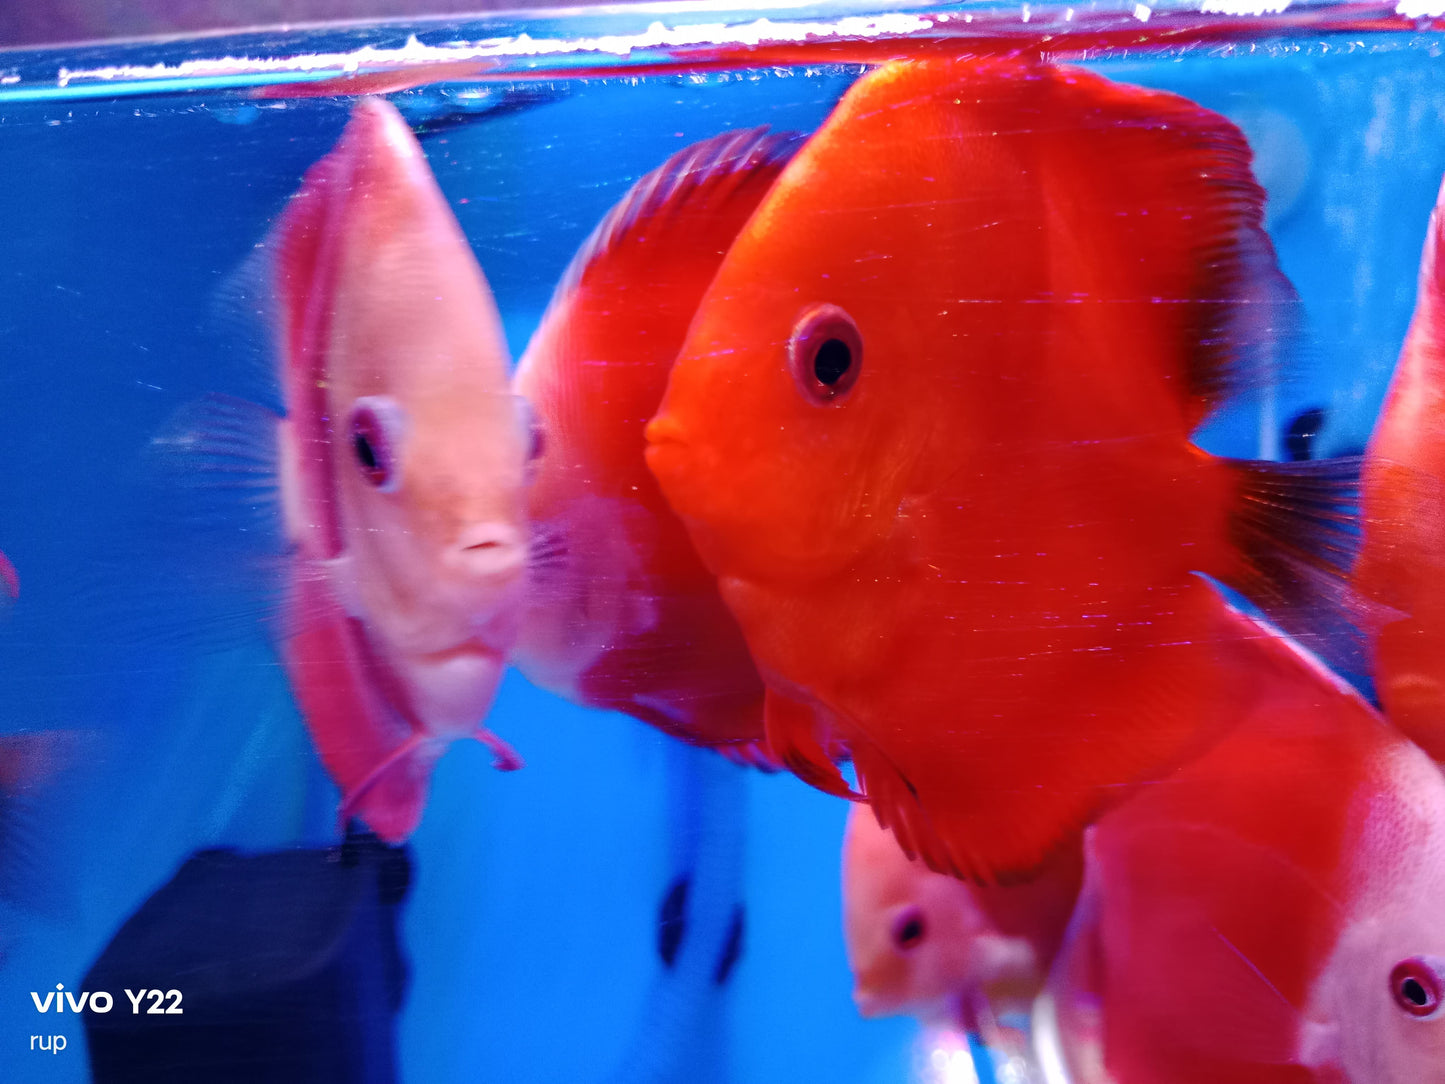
[642,415,693,495]
[852,988,899,1019]
[450,523,527,581]
[643,414,687,451]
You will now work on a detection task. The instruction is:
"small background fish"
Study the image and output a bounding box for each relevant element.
[842,804,1081,1081]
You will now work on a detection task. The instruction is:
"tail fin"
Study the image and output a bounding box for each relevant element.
[1222,456,1372,675]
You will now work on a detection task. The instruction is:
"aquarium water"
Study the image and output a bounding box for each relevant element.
[0,2,1441,1082]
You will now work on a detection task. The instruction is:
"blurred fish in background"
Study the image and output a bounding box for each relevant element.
[1356,174,1445,764]
[842,804,1082,1083]
[513,126,802,768]
[0,550,18,604]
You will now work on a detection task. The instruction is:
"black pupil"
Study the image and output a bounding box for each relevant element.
[354,432,378,472]
[1403,977,1431,1007]
[814,338,852,386]
[898,917,923,947]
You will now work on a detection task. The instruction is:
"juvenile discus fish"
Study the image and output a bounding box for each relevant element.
[646,55,1359,882]
[513,128,800,766]
[842,803,1080,1055]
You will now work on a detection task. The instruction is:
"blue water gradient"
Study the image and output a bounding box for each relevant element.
[0,36,1440,1084]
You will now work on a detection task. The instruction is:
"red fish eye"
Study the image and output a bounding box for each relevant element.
[1390,958,1444,1017]
[788,303,862,403]
[890,906,926,952]
[347,400,400,491]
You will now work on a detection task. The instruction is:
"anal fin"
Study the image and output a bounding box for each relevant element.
[717,738,784,772]
[762,690,859,800]
[849,738,973,882]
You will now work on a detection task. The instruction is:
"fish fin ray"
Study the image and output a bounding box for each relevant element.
[0,730,89,916]
[334,731,439,844]
[717,738,784,772]
[1054,67,1302,417]
[762,690,860,799]
[1221,454,1386,676]
[471,724,524,772]
[207,242,288,414]
[76,393,309,655]
[850,739,979,882]
[546,126,804,308]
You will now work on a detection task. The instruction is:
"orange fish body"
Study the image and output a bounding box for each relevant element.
[269,98,531,841]
[647,56,1348,881]
[512,129,799,763]
[1046,612,1445,1084]
[842,802,1081,1047]
[1356,176,1445,762]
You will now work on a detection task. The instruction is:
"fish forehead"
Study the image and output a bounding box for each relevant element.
[319,98,511,387]
[674,55,1199,456]
[312,100,523,513]
[1343,736,1445,905]
[325,211,511,399]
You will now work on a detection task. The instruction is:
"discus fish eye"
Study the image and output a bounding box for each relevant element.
[347,397,404,492]
[890,906,926,952]
[788,303,862,403]
[1390,957,1445,1017]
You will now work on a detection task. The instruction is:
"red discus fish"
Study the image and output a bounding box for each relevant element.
[512,129,800,765]
[1044,610,1445,1084]
[842,802,1081,1055]
[176,98,533,842]
[646,55,1357,882]
[1355,175,1445,762]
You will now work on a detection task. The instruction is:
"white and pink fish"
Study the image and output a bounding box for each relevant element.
[173,98,534,842]
[1044,610,1445,1084]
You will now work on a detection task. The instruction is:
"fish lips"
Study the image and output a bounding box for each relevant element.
[643,414,700,514]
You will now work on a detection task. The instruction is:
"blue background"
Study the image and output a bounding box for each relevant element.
[0,30,1442,1084]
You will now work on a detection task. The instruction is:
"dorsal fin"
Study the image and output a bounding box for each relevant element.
[1051,68,1302,423]
[547,126,804,308]
[1133,84,1297,418]
[1174,122,1298,416]
[1064,80,1366,673]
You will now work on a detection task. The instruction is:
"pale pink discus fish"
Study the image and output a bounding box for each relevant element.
[842,803,1081,1056]
[257,97,531,841]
